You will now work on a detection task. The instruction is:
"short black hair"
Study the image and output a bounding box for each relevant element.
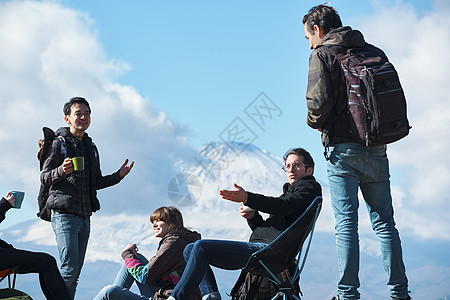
[63,97,91,116]
[302,4,342,35]
[283,147,315,170]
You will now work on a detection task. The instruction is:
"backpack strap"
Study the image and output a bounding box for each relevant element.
[38,127,56,171]
[316,45,349,159]
[57,136,67,158]
[91,141,98,161]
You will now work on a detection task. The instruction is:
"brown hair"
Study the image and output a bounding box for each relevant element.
[150,206,184,231]
[283,147,315,173]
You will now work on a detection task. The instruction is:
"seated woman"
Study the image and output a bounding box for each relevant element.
[93,206,201,300]
[0,191,71,300]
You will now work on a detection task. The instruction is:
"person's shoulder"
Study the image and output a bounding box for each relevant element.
[293,175,322,190]
[309,47,324,60]
[298,175,318,183]
[162,231,186,244]
[159,233,189,253]
[308,46,337,71]
[159,230,200,252]
[55,127,70,137]
[166,228,201,244]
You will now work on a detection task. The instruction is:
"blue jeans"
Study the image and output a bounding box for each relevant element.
[327,143,409,300]
[170,239,266,300]
[93,253,156,300]
[51,211,90,299]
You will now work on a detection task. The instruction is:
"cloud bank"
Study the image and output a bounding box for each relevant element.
[352,0,450,241]
[0,0,197,224]
[0,0,449,245]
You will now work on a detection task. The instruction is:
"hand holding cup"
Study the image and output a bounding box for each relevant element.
[11,191,25,209]
[240,202,255,219]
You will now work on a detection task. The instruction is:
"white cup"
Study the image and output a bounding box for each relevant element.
[241,203,254,212]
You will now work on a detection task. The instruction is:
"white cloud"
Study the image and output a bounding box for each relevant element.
[0,2,449,299]
[354,0,450,240]
[0,0,197,221]
[0,0,448,245]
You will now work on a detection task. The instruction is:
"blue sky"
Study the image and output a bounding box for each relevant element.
[0,0,450,240]
[57,0,429,158]
[55,0,435,186]
[60,0,429,156]
[0,0,449,298]
[0,0,447,240]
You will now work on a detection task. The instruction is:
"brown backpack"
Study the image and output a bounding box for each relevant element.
[321,43,411,147]
[230,265,300,300]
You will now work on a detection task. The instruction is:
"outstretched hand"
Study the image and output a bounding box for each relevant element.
[119,159,134,178]
[219,183,248,203]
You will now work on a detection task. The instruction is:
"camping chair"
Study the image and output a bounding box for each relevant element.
[0,266,33,299]
[0,266,18,289]
[242,196,322,300]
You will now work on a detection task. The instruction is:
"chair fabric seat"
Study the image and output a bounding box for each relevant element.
[242,196,323,300]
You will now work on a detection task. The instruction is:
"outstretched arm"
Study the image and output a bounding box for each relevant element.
[0,192,14,224]
[222,183,257,222]
[95,158,134,190]
[220,183,248,203]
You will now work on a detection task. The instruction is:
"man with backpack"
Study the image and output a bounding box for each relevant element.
[302,5,410,300]
[40,97,134,299]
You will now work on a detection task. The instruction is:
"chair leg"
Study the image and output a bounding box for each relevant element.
[271,292,302,300]
[271,292,282,300]
[12,271,17,289]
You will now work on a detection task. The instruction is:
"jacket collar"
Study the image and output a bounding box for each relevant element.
[56,127,92,145]
[321,26,366,48]
[282,175,316,194]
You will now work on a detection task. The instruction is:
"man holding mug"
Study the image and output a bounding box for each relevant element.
[40,97,134,298]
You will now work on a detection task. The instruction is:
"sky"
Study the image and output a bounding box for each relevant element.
[0,0,447,237]
[0,0,449,298]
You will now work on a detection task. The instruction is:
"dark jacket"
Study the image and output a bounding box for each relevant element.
[245,175,322,244]
[0,198,14,249]
[121,228,202,300]
[230,176,321,300]
[0,198,11,224]
[306,26,368,146]
[41,127,122,216]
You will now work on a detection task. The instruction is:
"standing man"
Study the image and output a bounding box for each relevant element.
[302,5,410,300]
[41,97,134,298]
[167,147,322,300]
